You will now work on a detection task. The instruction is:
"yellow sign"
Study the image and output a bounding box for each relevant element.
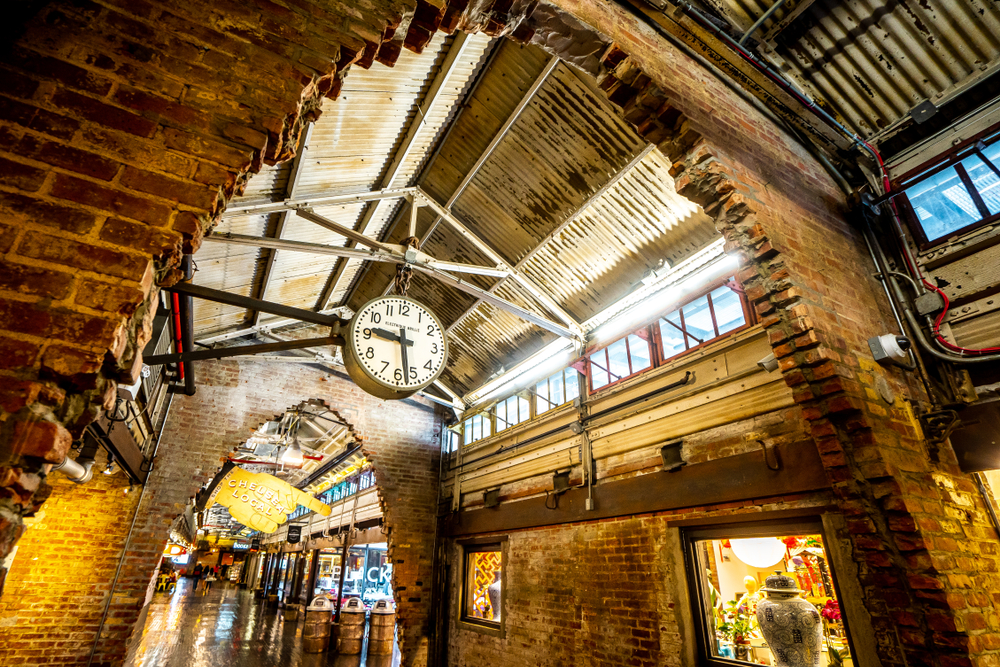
[207,465,332,533]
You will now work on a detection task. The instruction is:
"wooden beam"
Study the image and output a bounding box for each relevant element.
[441,440,829,536]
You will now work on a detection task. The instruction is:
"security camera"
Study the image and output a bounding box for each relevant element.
[757,353,779,373]
[869,334,911,366]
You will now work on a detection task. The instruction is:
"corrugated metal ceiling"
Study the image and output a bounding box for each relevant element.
[703,0,1000,141]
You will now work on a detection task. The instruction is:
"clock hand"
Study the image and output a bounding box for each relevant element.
[399,327,410,383]
[371,327,414,345]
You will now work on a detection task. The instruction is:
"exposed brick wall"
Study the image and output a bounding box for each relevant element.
[446,493,835,667]
[0,447,140,666]
[1,1,998,667]
[74,358,441,667]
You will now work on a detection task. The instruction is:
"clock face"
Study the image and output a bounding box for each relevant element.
[345,296,448,399]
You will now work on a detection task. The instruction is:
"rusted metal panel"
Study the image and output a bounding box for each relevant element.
[708,0,1000,139]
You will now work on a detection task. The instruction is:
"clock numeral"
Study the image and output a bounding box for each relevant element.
[427,324,436,335]
[381,361,390,373]
[417,312,422,324]
[365,347,375,359]
[430,342,438,354]
[371,312,381,324]
[400,304,410,316]
[362,328,372,340]
[409,367,417,380]
[423,360,433,371]
[394,368,403,382]
[386,304,393,316]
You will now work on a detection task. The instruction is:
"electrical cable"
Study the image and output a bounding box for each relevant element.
[678,1,1000,359]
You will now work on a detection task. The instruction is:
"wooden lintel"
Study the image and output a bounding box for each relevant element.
[441,439,830,537]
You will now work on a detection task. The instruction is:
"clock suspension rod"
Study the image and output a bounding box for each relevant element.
[166,282,349,329]
[144,336,343,365]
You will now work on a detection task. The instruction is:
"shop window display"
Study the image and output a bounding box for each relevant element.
[687,523,852,666]
[312,543,392,609]
[462,546,503,627]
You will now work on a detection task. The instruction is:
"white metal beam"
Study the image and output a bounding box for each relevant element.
[444,145,656,334]
[223,187,418,217]
[318,33,477,311]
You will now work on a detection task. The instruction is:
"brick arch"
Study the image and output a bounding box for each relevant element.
[2,1,998,666]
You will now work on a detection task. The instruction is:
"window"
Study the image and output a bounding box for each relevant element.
[463,413,491,445]
[589,277,750,393]
[589,331,653,390]
[685,519,853,666]
[495,394,530,432]
[461,543,504,633]
[658,281,748,362]
[535,367,581,415]
[898,132,1000,245]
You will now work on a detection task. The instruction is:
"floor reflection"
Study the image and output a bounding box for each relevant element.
[127,579,399,667]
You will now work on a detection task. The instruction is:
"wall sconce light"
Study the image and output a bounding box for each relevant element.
[757,353,779,372]
[484,488,500,508]
[660,440,686,472]
[281,435,304,467]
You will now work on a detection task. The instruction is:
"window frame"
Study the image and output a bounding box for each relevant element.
[458,537,507,637]
[892,125,1000,249]
[587,275,752,395]
[535,367,582,416]
[681,516,858,667]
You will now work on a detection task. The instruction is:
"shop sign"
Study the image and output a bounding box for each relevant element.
[287,526,302,544]
[234,541,250,550]
[205,464,332,534]
[163,544,187,557]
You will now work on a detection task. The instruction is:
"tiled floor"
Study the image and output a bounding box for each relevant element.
[127,578,397,667]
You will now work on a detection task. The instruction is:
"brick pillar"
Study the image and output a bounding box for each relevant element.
[671,147,1000,667]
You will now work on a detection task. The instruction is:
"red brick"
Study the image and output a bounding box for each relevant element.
[0,96,79,140]
[11,420,72,463]
[17,230,149,280]
[49,90,157,138]
[50,174,173,226]
[0,156,47,192]
[15,135,120,181]
[0,192,97,235]
[120,167,218,211]
[0,262,74,299]
[98,217,182,257]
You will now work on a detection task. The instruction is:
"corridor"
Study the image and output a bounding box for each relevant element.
[127,579,397,667]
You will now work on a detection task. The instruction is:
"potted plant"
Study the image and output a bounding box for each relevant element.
[719,601,754,660]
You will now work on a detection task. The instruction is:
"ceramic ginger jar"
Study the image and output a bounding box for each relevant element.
[756,572,823,667]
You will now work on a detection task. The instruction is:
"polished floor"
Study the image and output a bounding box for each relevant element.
[127,579,398,667]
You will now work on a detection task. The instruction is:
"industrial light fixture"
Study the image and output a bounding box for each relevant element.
[757,353,779,373]
[552,470,571,493]
[730,537,786,568]
[483,488,500,508]
[102,456,118,475]
[281,435,304,467]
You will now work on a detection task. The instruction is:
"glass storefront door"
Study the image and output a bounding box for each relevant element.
[311,543,392,609]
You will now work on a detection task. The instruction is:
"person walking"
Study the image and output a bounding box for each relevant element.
[203,568,216,595]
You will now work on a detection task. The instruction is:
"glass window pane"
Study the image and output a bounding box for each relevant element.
[961,145,1000,215]
[692,531,846,664]
[551,373,565,406]
[607,338,630,380]
[628,334,651,372]
[517,396,530,423]
[710,285,746,335]
[495,401,506,429]
[536,379,549,403]
[481,415,491,439]
[464,419,472,444]
[464,549,502,623]
[905,165,982,241]
[565,369,580,402]
[472,417,481,442]
[683,295,715,342]
[590,351,610,389]
[659,310,686,358]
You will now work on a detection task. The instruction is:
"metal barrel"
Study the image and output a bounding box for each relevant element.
[368,599,395,655]
[303,610,332,653]
[336,597,367,655]
[282,603,301,622]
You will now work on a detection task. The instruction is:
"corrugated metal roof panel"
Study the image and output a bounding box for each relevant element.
[192,213,267,335]
[707,0,1000,139]
[520,149,715,322]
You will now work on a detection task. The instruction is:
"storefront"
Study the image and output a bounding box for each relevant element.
[311,542,392,609]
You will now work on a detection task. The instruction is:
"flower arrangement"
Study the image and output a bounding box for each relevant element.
[820,599,841,622]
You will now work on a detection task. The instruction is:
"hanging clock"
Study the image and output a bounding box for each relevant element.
[344,296,448,400]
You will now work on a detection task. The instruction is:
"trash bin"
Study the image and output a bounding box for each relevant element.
[337,597,367,655]
[368,599,395,655]
[303,596,334,653]
[283,602,301,622]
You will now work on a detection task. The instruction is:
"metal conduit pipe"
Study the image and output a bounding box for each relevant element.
[169,255,196,395]
[738,0,789,45]
[51,455,96,484]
